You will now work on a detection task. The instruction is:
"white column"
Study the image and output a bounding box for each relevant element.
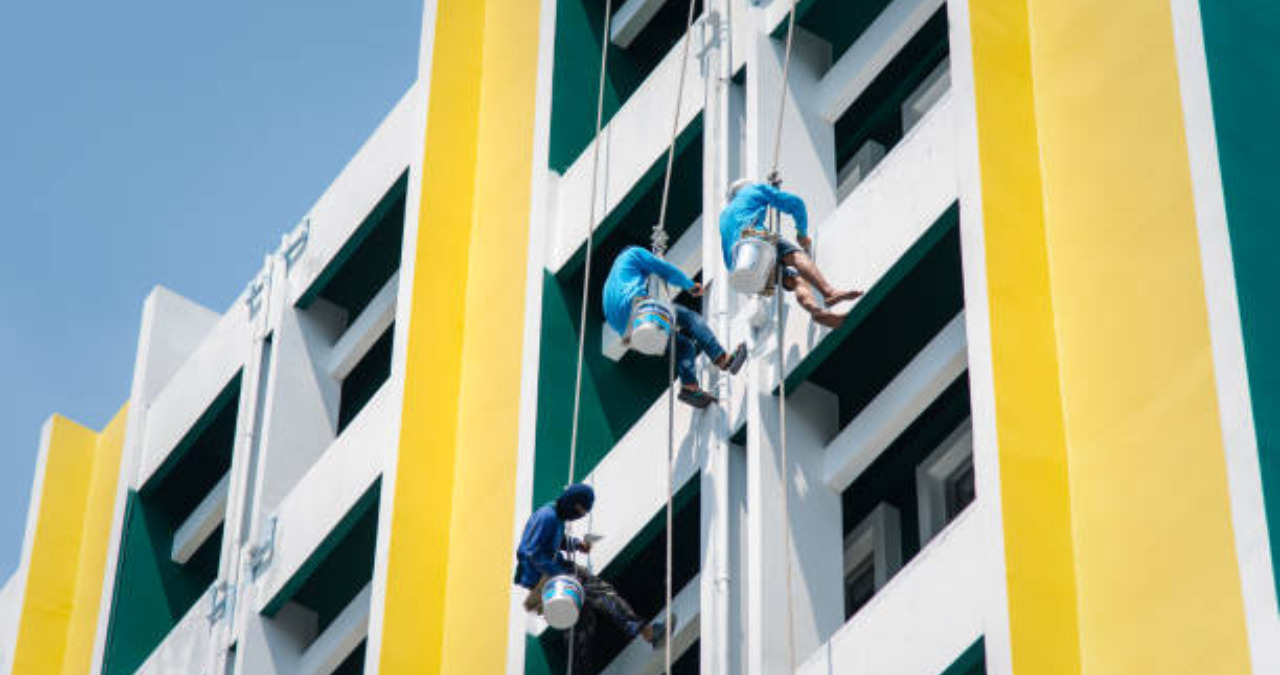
[701,3,734,674]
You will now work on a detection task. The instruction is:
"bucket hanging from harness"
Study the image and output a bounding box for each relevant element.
[730,226,778,295]
[542,574,585,630]
[626,277,675,357]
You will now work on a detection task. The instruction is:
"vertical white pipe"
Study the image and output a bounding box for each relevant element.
[701,3,734,673]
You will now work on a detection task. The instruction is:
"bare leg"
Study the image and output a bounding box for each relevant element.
[792,278,845,329]
[781,251,862,305]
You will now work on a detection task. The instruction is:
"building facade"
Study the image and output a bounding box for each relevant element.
[2,0,1278,673]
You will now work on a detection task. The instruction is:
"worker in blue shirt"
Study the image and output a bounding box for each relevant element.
[515,484,672,670]
[603,245,747,409]
[721,179,863,327]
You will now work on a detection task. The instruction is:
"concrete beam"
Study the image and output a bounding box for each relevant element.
[299,583,372,675]
[824,312,966,493]
[171,472,231,564]
[815,0,946,123]
[611,0,672,48]
[327,271,399,380]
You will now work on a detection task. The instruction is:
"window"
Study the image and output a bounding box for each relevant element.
[832,7,950,200]
[843,503,903,619]
[916,419,975,545]
[337,323,394,433]
[104,375,241,675]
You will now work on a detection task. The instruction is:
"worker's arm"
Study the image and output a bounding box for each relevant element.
[524,512,572,577]
[636,248,695,291]
[761,185,809,238]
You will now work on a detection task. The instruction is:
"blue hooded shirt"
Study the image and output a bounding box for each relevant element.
[514,484,595,588]
[602,246,695,338]
[718,183,808,269]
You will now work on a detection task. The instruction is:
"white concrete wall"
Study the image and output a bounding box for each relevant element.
[0,571,21,673]
[83,79,421,675]
[134,597,213,675]
[797,508,985,675]
[284,83,422,308]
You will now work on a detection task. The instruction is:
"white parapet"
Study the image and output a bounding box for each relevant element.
[299,583,372,675]
[576,391,701,571]
[171,472,231,564]
[285,83,421,306]
[256,384,395,613]
[815,0,947,123]
[824,312,967,493]
[552,29,706,271]
[137,308,252,489]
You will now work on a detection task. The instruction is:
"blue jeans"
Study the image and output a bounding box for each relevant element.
[672,305,726,387]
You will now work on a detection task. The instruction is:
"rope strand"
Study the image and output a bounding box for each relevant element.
[770,5,800,671]
[654,0,701,255]
[770,0,798,177]
[566,3,613,673]
[657,4,700,673]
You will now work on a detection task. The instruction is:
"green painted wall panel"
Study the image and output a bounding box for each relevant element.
[103,493,221,675]
[940,637,985,675]
[1199,1,1280,596]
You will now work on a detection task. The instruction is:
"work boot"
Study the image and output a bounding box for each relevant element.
[678,388,717,409]
[648,612,678,649]
[724,343,748,375]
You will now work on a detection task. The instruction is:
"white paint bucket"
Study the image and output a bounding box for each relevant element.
[629,299,674,356]
[730,234,776,295]
[542,574,585,630]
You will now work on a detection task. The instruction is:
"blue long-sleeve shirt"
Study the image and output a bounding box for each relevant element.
[514,504,580,588]
[718,183,808,268]
[602,246,695,337]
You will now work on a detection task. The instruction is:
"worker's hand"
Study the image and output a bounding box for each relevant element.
[798,235,812,253]
[577,540,593,554]
[690,282,705,297]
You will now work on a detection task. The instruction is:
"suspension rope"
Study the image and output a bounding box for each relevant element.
[565,2,613,673]
[653,0,700,257]
[658,3,700,673]
[770,1,799,176]
[769,3,800,672]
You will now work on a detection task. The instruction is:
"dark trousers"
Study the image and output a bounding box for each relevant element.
[568,566,644,672]
[672,305,726,387]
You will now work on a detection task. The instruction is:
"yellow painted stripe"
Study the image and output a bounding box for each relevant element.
[967,1,1081,671]
[970,0,1252,671]
[63,405,128,675]
[14,407,128,674]
[380,0,540,672]
[437,0,541,670]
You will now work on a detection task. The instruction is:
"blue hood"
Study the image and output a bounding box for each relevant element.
[555,483,595,521]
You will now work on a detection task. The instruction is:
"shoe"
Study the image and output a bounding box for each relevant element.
[725,343,748,375]
[678,388,717,409]
[648,612,677,649]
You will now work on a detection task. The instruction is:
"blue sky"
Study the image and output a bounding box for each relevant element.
[0,2,422,579]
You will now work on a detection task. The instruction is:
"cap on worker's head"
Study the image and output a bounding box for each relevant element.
[729,178,755,200]
[555,483,595,521]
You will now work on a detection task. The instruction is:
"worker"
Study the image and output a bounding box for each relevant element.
[720,178,863,324]
[603,245,747,409]
[515,484,673,670]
